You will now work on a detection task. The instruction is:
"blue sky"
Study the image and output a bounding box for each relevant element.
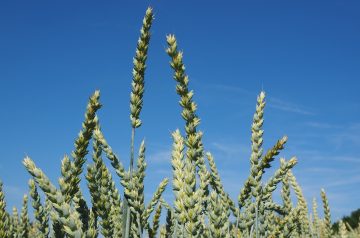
[0,0,359,221]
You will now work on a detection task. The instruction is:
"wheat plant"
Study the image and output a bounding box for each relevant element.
[0,7,357,238]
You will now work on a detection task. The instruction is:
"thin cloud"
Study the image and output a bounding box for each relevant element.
[207,83,314,115]
[288,122,360,154]
[326,175,360,188]
[299,166,359,175]
[210,142,249,158]
[4,185,24,197]
[268,97,314,115]
[148,150,172,163]
[207,84,254,96]
[153,168,172,175]
[303,167,340,173]
[329,125,360,148]
[295,150,360,164]
[305,122,343,129]
[295,172,360,191]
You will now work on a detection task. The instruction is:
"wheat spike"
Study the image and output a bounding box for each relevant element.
[28,179,49,237]
[0,181,10,237]
[130,7,154,128]
[23,156,84,237]
[321,188,332,238]
[67,90,101,201]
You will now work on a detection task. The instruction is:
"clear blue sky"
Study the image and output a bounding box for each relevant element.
[0,0,359,221]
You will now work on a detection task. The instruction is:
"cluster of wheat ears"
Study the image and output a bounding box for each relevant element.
[0,7,359,238]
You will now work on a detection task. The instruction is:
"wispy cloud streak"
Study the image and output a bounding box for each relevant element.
[207,83,314,115]
[267,97,314,115]
[305,122,343,129]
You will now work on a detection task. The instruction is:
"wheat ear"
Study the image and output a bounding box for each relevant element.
[93,128,125,179]
[19,194,30,237]
[0,181,10,237]
[288,169,311,235]
[238,92,265,209]
[208,191,231,238]
[130,7,154,129]
[12,206,20,235]
[126,8,154,236]
[312,198,320,236]
[207,152,239,216]
[321,188,332,238]
[86,210,98,238]
[66,90,101,201]
[28,179,49,237]
[280,172,292,215]
[262,157,297,201]
[23,156,84,237]
[167,34,210,237]
[147,204,162,238]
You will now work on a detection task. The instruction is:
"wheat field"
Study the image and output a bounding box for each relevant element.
[0,7,359,238]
